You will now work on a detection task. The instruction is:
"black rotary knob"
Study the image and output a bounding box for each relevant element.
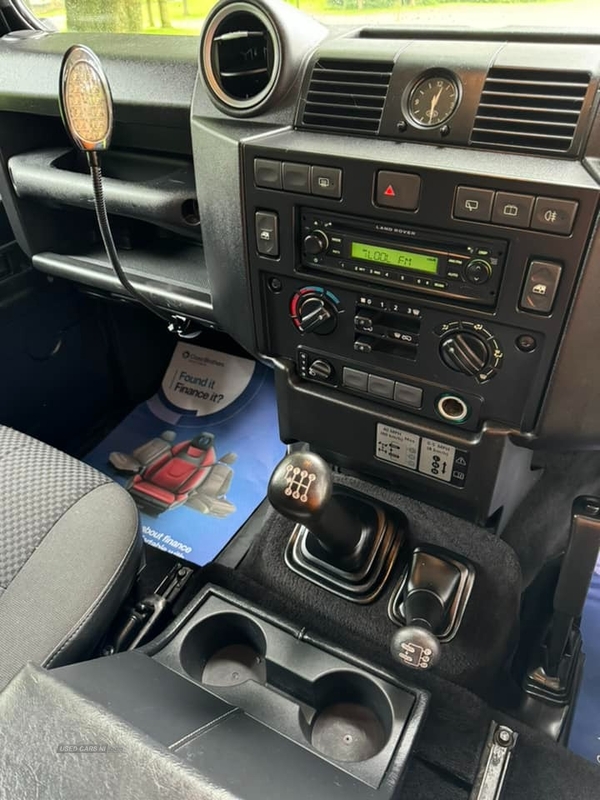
[440,331,490,376]
[308,359,333,381]
[296,295,337,335]
[303,230,329,256]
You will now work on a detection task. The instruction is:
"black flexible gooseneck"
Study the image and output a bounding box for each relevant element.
[87,151,179,328]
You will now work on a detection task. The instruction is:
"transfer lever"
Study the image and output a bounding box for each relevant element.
[390,550,462,670]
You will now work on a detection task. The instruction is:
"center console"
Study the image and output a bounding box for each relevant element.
[43,586,428,800]
[242,132,599,524]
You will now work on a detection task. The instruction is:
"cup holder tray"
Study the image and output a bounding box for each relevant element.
[154,590,428,793]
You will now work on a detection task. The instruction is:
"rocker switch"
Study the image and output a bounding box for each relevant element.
[255,211,279,258]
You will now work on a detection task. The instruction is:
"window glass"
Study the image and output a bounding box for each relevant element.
[20,0,595,36]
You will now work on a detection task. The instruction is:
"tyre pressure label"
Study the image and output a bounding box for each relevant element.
[375,424,469,487]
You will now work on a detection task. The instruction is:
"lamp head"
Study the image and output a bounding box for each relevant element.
[59,45,113,152]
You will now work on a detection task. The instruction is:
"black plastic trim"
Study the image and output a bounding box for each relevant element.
[9,147,200,238]
[32,246,215,325]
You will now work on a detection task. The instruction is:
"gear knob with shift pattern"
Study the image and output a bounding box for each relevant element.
[268,450,405,603]
[268,451,374,561]
[389,548,474,671]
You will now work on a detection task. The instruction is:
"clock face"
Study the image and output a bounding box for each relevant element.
[408,75,460,128]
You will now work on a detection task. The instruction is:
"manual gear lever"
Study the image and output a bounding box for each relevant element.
[268,450,404,602]
[268,451,376,565]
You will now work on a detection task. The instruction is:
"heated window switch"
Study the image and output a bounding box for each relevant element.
[520,260,562,315]
[255,211,279,258]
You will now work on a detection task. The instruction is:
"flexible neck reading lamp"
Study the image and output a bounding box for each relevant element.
[58,45,193,337]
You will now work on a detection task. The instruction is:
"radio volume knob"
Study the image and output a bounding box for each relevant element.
[303,230,329,256]
[440,331,490,376]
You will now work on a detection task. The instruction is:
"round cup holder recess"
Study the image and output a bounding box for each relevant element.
[301,671,393,763]
[180,612,267,687]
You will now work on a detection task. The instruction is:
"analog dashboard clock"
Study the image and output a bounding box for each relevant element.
[408,74,460,128]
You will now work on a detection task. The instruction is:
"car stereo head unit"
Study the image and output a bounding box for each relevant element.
[300,208,506,307]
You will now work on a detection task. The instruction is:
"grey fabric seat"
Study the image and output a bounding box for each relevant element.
[0,426,141,690]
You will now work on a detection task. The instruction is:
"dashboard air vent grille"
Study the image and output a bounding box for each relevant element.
[202,3,280,115]
[471,67,590,155]
[302,59,393,134]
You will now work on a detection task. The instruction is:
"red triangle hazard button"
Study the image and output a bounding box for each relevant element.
[384,184,396,197]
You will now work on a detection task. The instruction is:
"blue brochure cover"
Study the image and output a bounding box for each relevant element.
[86,343,285,566]
[569,558,600,766]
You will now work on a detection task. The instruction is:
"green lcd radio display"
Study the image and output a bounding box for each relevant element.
[350,241,439,275]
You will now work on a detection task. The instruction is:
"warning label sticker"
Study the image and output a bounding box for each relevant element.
[418,438,456,484]
[375,423,470,487]
[375,424,419,470]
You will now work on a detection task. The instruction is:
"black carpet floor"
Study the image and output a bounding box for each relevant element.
[169,452,600,798]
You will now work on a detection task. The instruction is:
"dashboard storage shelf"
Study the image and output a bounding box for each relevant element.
[8,147,201,238]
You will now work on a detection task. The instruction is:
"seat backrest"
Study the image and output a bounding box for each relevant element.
[193,463,233,500]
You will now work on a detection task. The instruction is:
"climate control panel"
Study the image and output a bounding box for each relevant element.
[265,277,544,432]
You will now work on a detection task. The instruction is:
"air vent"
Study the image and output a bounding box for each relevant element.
[301,59,393,135]
[201,2,281,115]
[471,67,590,155]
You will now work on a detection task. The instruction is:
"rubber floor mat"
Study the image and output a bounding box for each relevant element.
[86,342,285,566]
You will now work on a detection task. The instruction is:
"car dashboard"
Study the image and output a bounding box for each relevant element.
[0,7,600,528]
